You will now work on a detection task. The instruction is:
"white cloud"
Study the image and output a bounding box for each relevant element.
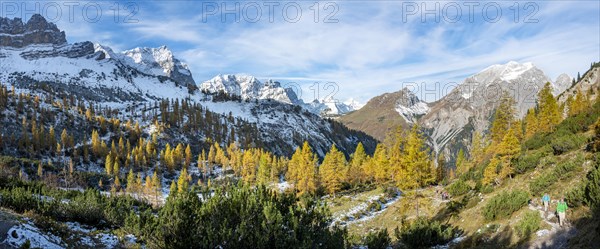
[48,1,598,103]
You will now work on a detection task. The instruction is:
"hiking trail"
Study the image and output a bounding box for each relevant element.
[525,203,577,249]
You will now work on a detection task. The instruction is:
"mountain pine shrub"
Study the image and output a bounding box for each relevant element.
[363,228,390,249]
[566,183,587,208]
[395,217,455,248]
[530,154,583,196]
[515,149,547,174]
[514,210,541,238]
[447,180,470,196]
[482,190,529,221]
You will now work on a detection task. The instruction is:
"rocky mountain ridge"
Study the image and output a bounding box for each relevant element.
[340,61,573,163]
[199,74,360,116]
[338,88,429,141]
[0,14,66,47]
[0,14,375,158]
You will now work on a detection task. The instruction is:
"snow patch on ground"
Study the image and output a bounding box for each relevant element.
[95,233,119,249]
[536,229,550,237]
[276,181,290,192]
[65,221,95,234]
[332,192,401,227]
[346,195,401,225]
[4,221,64,249]
[432,235,466,249]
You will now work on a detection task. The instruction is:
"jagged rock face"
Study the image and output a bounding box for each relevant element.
[0,14,66,47]
[121,46,195,88]
[19,41,97,59]
[200,75,361,117]
[421,61,551,161]
[554,73,573,96]
[395,89,429,123]
[201,74,301,104]
[0,15,196,96]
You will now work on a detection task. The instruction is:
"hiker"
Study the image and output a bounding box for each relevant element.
[542,193,550,212]
[557,197,568,227]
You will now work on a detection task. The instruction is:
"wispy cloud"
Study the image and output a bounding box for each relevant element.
[13,1,598,103]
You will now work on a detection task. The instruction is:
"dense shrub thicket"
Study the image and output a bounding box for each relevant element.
[395,217,455,248]
[129,185,347,249]
[482,190,529,221]
[551,134,588,155]
[0,177,149,228]
[515,149,549,174]
[514,211,541,239]
[566,183,587,208]
[446,180,470,196]
[529,155,583,196]
[362,229,390,249]
[0,174,347,249]
[584,154,600,209]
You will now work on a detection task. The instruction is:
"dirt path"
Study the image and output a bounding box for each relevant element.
[525,204,577,249]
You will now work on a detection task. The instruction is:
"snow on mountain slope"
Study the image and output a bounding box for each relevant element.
[200,74,300,104]
[338,88,429,141]
[307,97,358,117]
[121,46,195,87]
[197,98,373,157]
[200,74,358,116]
[394,89,429,123]
[0,15,197,102]
[421,61,551,160]
[344,98,364,110]
[0,14,376,158]
[0,43,194,102]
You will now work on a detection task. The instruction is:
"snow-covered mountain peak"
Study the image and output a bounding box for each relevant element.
[117,46,195,87]
[307,98,358,116]
[343,98,364,110]
[458,61,550,101]
[200,75,360,116]
[200,74,301,105]
[93,43,118,59]
[474,61,537,83]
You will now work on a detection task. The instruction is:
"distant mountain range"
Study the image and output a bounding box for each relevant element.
[0,14,376,157]
[2,14,592,165]
[340,61,574,162]
[199,74,361,117]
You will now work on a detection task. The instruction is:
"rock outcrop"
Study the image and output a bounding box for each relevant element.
[0,14,67,47]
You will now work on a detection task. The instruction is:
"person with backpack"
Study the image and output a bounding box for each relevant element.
[542,193,551,212]
[557,197,568,227]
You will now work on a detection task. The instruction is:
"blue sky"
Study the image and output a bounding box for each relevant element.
[2,0,599,103]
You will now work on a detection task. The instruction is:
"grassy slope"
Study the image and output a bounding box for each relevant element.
[338,91,409,141]
[329,148,593,247]
[329,113,599,248]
